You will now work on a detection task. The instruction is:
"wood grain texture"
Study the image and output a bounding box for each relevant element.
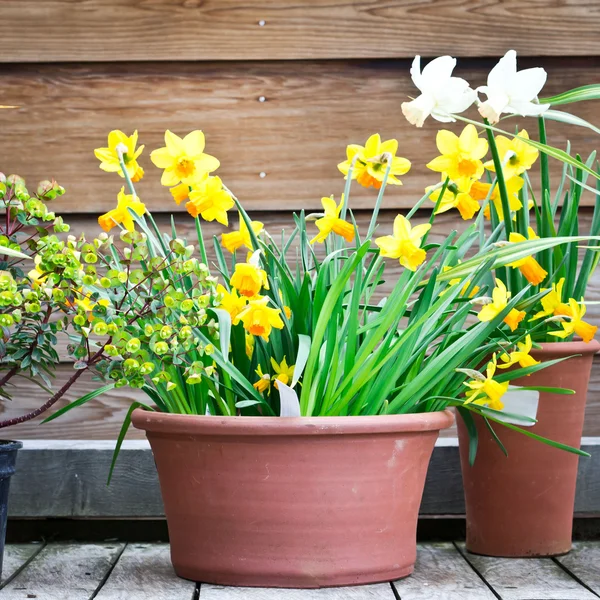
[201,584,395,598]
[7,439,600,518]
[457,543,598,600]
[392,542,495,600]
[94,544,196,600]
[1,543,125,600]
[0,543,43,587]
[2,1,599,62]
[1,58,598,213]
[556,542,600,594]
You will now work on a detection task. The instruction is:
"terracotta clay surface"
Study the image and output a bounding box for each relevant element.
[132,409,454,588]
[458,340,600,557]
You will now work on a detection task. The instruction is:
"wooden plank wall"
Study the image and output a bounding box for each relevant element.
[1,1,600,440]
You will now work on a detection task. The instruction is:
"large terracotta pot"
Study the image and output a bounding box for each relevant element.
[132,409,454,588]
[458,339,600,557]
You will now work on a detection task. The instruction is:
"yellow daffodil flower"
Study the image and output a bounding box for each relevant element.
[530,278,571,321]
[498,335,540,370]
[234,296,284,341]
[253,365,271,393]
[170,183,190,205]
[94,130,145,182]
[426,125,488,181]
[471,176,525,220]
[427,177,480,220]
[28,256,48,287]
[484,130,538,180]
[463,354,509,411]
[375,215,430,271]
[150,130,219,187]
[477,279,525,332]
[186,176,234,225]
[549,298,598,343]
[507,227,547,286]
[221,215,264,253]
[98,187,146,232]
[338,134,411,189]
[216,284,247,321]
[310,195,355,244]
[270,356,295,389]
[230,259,269,298]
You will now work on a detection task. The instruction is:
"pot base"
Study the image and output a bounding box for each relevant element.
[174,564,414,588]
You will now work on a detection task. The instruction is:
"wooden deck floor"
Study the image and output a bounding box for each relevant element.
[1,542,599,599]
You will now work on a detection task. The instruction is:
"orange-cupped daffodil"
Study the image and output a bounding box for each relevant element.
[530,278,571,321]
[253,365,271,393]
[427,177,480,220]
[477,278,525,332]
[150,130,219,187]
[230,254,269,298]
[98,187,146,232]
[94,130,145,182]
[549,298,598,343]
[234,296,284,341]
[463,354,509,411]
[484,130,538,181]
[271,356,295,389]
[507,227,547,286]
[222,215,264,253]
[375,214,430,271]
[338,134,411,189]
[186,176,234,225]
[310,195,355,244]
[498,335,540,370]
[216,284,247,321]
[426,124,488,182]
[471,176,525,221]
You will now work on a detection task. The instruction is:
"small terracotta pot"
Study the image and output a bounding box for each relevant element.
[132,409,454,588]
[458,339,600,557]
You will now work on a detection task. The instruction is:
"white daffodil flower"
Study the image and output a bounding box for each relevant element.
[477,50,550,124]
[401,55,477,127]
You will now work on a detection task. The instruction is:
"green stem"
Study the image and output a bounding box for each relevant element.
[483,118,512,237]
[366,155,393,239]
[195,216,209,266]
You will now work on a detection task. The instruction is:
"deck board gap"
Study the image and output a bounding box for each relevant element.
[551,557,600,599]
[0,541,47,591]
[194,582,200,600]
[89,541,128,600]
[389,580,402,600]
[452,541,503,600]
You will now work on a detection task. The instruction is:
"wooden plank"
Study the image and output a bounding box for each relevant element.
[1,542,125,600]
[392,542,495,600]
[556,542,600,594]
[6,439,600,518]
[456,543,597,600]
[2,1,599,62]
[1,59,598,214]
[201,583,395,598]
[94,544,196,600]
[1,543,43,586]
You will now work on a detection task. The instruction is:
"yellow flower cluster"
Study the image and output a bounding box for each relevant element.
[425,125,537,223]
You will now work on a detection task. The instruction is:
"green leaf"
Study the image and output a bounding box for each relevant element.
[540,84,600,106]
[42,383,115,423]
[107,401,154,485]
[457,407,478,467]
[543,110,600,136]
[291,334,310,388]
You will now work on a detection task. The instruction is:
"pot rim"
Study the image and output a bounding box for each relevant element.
[0,440,23,451]
[131,407,455,436]
[533,338,600,357]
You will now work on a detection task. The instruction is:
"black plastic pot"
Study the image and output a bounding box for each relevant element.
[0,440,21,578]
